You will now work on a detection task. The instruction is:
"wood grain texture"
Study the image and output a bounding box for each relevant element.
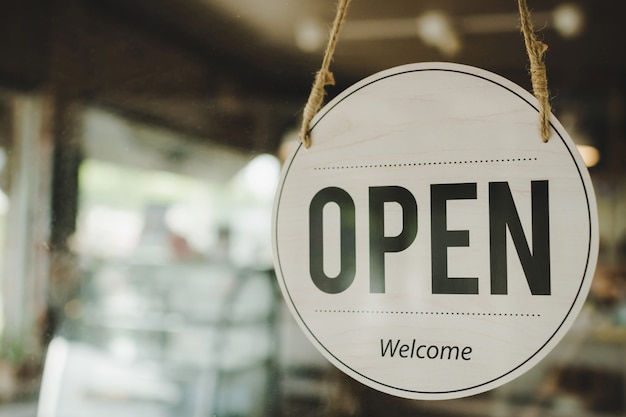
[273,63,598,400]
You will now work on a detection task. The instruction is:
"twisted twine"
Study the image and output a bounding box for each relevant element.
[518,0,552,142]
[298,0,352,148]
[299,0,552,147]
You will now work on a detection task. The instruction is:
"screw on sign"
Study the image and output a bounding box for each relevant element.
[273,63,598,400]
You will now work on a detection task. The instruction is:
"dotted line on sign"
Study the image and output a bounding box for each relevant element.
[314,310,540,317]
[313,158,538,171]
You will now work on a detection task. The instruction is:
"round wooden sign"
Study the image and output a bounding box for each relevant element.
[272,63,598,400]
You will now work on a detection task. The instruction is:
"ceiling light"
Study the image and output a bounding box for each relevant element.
[576,145,600,168]
[560,110,599,168]
[236,154,281,202]
[416,11,460,56]
[295,18,326,52]
[553,4,585,38]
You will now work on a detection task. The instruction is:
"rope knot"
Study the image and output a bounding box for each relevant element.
[299,0,352,148]
[518,0,552,143]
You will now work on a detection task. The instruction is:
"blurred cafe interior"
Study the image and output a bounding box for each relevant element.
[0,0,625,416]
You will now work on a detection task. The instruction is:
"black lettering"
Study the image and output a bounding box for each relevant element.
[427,346,439,359]
[380,339,401,357]
[430,183,479,294]
[399,344,410,358]
[309,187,356,294]
[380,340,472,360]
[440,345,460,360]
[461,346,472,360]
[416,345,426,358]
[369,186,418,293]
[489,181,551,295]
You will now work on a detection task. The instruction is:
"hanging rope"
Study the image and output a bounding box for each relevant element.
[518,0,552,142]
[299,0,352,148]
[299,0,552,147]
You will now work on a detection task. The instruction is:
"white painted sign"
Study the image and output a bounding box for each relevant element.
[272,63,598,400]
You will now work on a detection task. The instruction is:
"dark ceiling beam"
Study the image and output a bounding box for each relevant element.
[0,0,51,90]
[0,0,304,153]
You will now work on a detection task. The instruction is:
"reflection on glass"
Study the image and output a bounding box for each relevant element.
[40,133,283,416]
